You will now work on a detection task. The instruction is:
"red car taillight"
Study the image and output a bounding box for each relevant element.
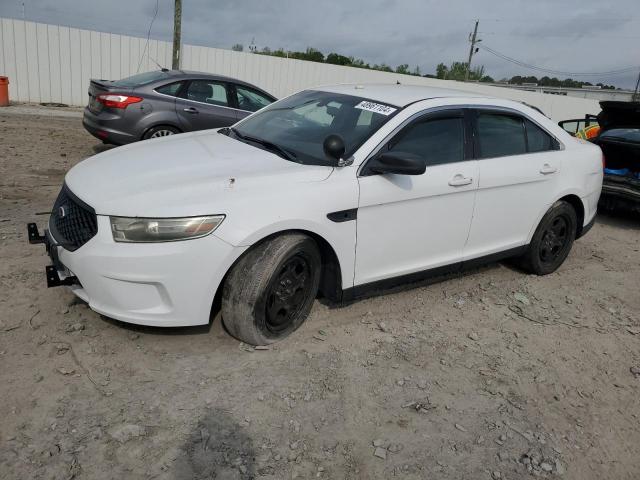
[97,94,143,109]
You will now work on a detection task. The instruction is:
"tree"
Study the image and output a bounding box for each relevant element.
[413,65,421,76]
[436,63,448,79]
[304,48,325,63]
[231,44,243,52]
[350,57,370,69]
[395,64,410,74]
[326,53,352,66]
[372,63,393,72]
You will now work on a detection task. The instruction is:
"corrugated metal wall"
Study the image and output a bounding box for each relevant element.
[0,17,600,120]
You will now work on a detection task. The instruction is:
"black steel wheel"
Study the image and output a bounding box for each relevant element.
[222,234,321,345]
[519,201,577,275]
[265,254,314,334]
[538,215,570,265]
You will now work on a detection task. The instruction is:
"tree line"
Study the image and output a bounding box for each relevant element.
[230,44,617,89]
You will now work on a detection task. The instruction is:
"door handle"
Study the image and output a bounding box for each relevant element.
[448,174,473,187]
[540,164,557,175]
[183,107,199,114]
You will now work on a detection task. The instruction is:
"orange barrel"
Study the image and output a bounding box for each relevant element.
[0,76,9,106]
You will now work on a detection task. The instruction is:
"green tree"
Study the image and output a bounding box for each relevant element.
[436,63,448,79]
[395,64,410,74]
[326,53,352,66]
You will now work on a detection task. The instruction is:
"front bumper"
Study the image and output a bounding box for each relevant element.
[28,216,246,327]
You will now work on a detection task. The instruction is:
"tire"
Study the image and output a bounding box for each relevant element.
[142,125,180,140]
[519,201,577,275]
[221,234,321,345]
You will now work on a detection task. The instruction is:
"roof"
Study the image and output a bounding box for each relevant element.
[317,83,484,107]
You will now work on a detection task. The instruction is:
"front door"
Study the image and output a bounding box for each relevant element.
[175,80,239,131]
[355,109,479,286]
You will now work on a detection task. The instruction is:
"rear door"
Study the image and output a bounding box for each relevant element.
[174,79,239,131]
[464,109,562,259]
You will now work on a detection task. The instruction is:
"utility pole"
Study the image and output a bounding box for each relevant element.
[465,20,480,82]
[633,69,640,102]
[172,0,182,70]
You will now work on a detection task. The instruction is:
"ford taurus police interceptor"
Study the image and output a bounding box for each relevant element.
[28,85,603,345]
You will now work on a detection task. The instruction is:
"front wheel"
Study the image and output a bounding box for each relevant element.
[519,201,577,275]
[221,234,321,345]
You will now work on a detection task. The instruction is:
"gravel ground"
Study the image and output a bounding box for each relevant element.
[1,109,639,480]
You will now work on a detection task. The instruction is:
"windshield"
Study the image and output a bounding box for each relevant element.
[112,70,170,88]
[229,90,400,165]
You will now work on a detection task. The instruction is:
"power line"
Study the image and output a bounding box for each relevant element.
[478,44,639,77]
[480,31,640,40]
[136,0,160,73]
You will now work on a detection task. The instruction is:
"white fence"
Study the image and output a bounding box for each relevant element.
[0,17,600,120]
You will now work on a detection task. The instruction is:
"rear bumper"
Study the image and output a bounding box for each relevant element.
[82,108,138,145]
[30,216,247,327]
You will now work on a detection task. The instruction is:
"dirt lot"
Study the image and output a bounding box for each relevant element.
[1,108,639,480]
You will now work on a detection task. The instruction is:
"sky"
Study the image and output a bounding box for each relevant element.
[1,0,638,89]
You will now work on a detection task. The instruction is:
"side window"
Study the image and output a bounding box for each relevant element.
[387,116,465,166]
[155,81,184,97]
[235,86,273,112]
[477,113,526,158]
[186,81,229,107]
[525,119,557,152]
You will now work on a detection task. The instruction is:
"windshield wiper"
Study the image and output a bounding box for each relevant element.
[229,128,298,162]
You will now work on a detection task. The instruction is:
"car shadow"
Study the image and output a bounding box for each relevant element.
[98,314,214,336]
[595,209,640,231]
[172,408,256,479]
[91,143,117,154]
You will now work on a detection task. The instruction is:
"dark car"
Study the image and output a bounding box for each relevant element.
[560,101,640,213]
[594,102,640,213]
[82,70,277,145]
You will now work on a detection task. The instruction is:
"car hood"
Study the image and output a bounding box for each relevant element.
[65,130,333,217]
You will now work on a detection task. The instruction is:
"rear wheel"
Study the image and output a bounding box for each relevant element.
[221,234,321,345]
[519,201,577,275]
[143,125,180,140]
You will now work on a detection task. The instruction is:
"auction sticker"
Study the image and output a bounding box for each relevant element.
[355,101,397,116]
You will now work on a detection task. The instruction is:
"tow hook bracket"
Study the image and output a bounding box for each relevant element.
[28,222,46,244]
[46,265,78,288]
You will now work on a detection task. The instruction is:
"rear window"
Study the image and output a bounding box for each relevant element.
[112,71,170,88]
[156,81,184,97]
[525,119,557,152]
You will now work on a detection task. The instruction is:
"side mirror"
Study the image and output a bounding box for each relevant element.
[362,152,426,176]
[323,134,345,164]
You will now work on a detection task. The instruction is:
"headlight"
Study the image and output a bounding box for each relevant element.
[110,215,225,243]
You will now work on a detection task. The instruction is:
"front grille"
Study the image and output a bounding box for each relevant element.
[49,185,98,251]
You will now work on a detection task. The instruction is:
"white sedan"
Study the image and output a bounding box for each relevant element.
[29,84,603,345]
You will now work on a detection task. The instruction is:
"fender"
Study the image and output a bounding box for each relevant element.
[526,188,588,243]
[215,218,357,290]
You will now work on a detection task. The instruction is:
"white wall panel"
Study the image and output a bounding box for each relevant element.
[0,17,600,120]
